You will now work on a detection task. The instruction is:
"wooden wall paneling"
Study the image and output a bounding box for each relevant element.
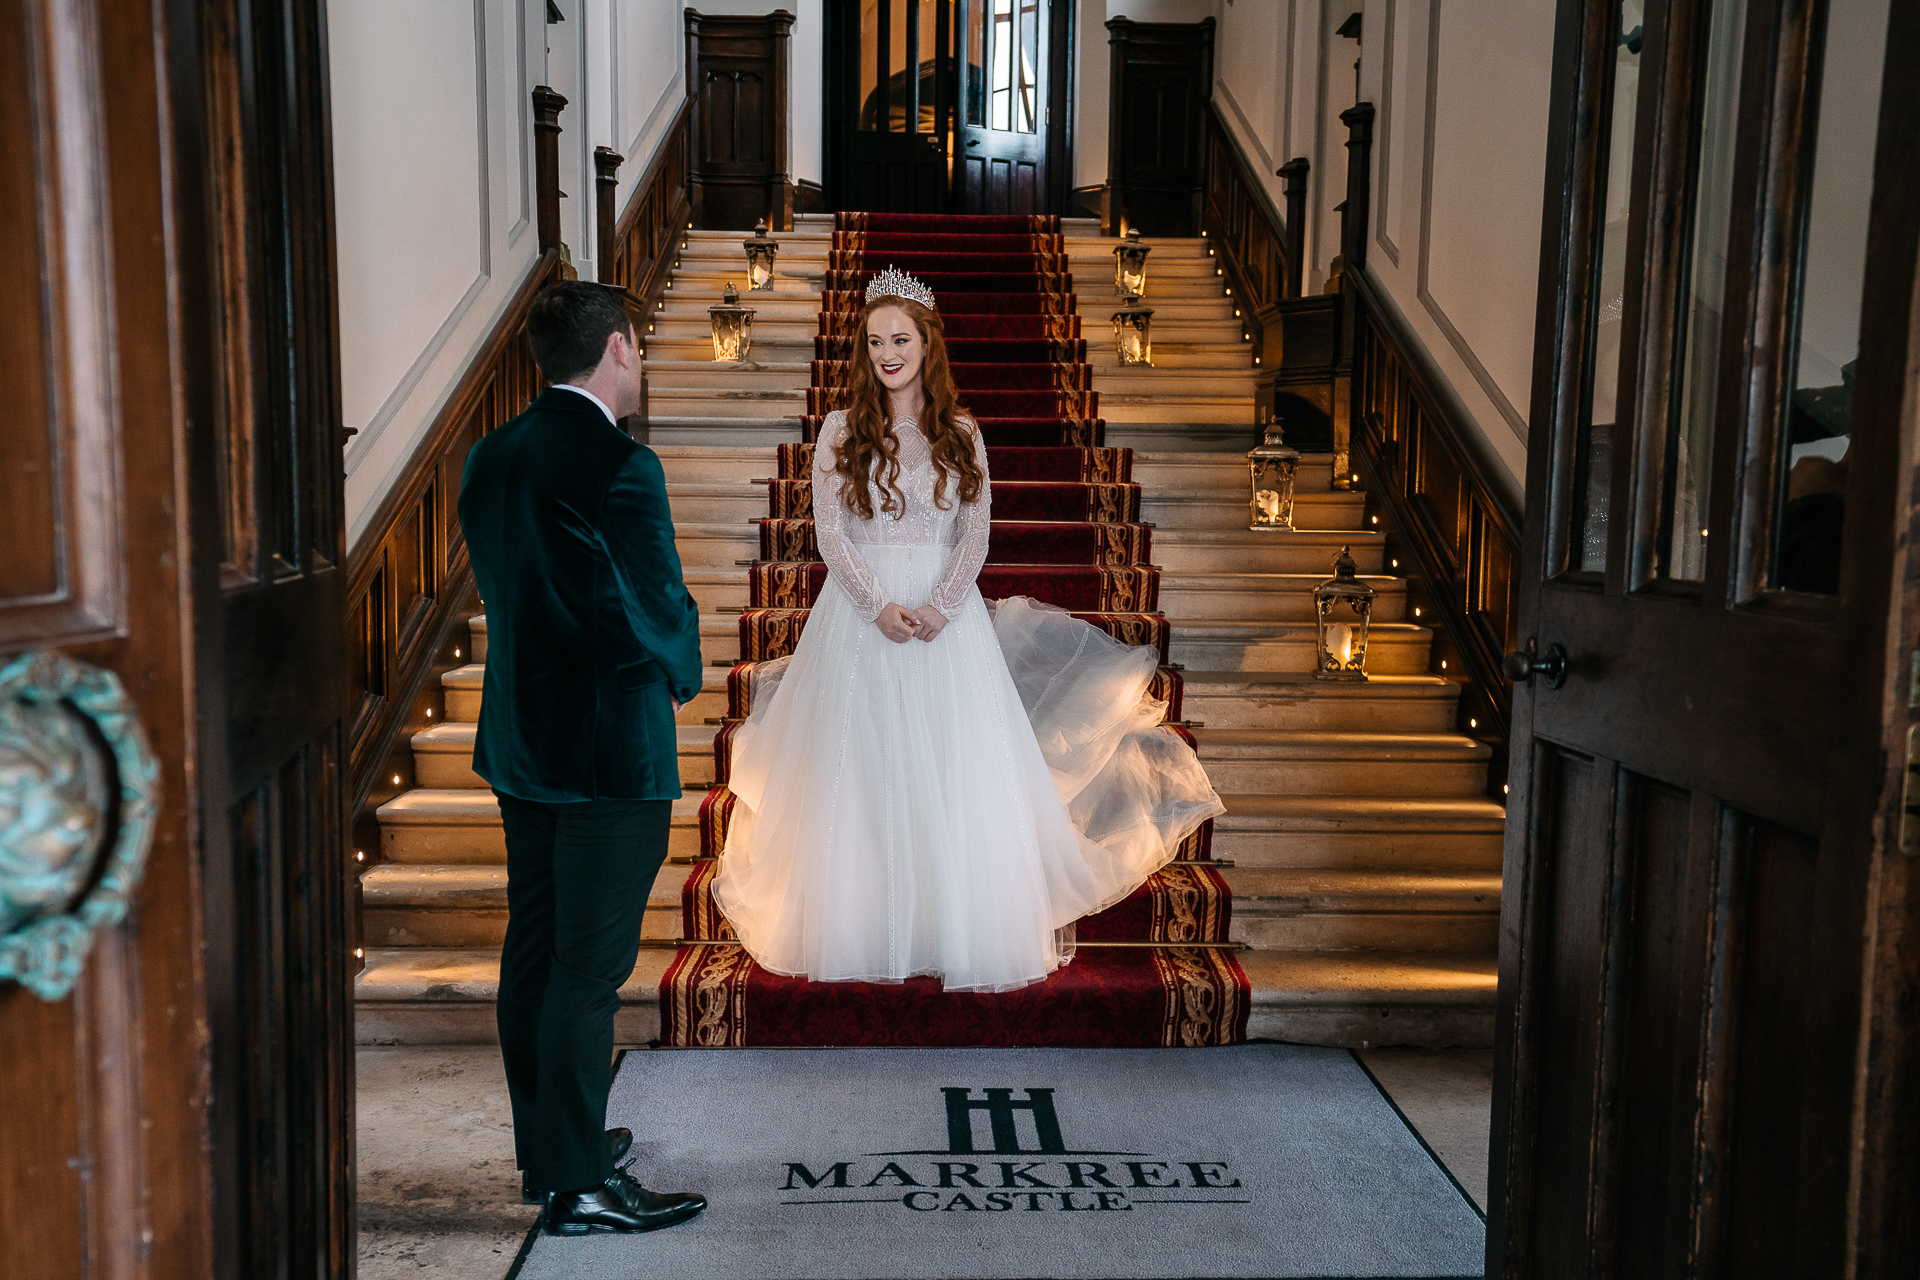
[1200,100,1297,358]
[604,97,693,330]
[343,248,559,823]
[1107,17,1214,237]
[686,9,793,230]
[0,0,219,1273]
[0,0,126,649]
[1350,269,1521,782]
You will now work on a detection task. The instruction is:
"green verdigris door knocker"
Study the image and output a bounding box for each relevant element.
[0,651,161,1001]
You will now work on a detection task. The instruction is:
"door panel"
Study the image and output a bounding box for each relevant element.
[1493,0,1912,1272]
[956,0,1048,215]
[843,0,955,214]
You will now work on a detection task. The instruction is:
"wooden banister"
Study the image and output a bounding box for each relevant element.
[1207,95,1522,778]
[601,97,693,328]
[1200,100,1300,357]
[344,90,695,862]
[1349,265,1522,782]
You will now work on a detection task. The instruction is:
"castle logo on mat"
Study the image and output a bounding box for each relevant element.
[778,1086,1248,1214]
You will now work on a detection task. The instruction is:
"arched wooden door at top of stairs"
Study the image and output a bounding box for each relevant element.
[825,0,1073,217]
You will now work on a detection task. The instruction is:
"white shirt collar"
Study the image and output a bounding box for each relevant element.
[554,383,617,426]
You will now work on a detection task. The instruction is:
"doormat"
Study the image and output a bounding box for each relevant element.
[508,1044,1484,1279]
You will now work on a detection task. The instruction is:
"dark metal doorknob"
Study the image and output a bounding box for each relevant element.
[1503,640,1569,689]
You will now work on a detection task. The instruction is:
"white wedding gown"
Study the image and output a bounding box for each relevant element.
[709,411,1224,992]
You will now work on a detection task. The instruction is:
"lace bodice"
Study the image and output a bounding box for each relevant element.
[813,409,992,622]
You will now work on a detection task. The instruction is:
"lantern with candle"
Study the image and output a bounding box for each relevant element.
[743,219,779,291]
[1313,546,1375,681]
[1247,426,1302,530]
[1113,227,1151,296]
[708,282,754,361]
[1112,293,1154,366]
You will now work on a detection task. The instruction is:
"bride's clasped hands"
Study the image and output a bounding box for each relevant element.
[875,602,948,642]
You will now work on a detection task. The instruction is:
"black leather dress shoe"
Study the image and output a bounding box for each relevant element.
[543,1162,706,1236]
[521,1128,634,1204]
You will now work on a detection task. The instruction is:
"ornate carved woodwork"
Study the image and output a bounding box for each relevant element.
[1106,17,1213,236]
[533,84,566,255]
[686,8,793,229]
[1199,99,1301,372]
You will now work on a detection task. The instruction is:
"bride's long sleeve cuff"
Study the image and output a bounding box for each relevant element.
[928,427,991,619]
[813,438,889,623]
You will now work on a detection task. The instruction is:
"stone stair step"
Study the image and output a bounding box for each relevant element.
[1191,729,1491,795]
[1096,395,1256,425]
[375,791,707,864]
[1178,671,1458,732]
[1168,619,1431,674]
[1143,490,1365,533]
[1224,868,1500,952]
[1151,528,1385,573]
[354,946,1495,1049]
[1212,793,1506,870]
[646,417,804,448]
[1101,424,1269,452]
[360,859,691,948]
[1159,573,1406,622]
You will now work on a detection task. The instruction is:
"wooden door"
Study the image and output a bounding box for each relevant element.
[1490,0,1918,1274]
[686,10,794,229]
[955,0,1049,215]
[831,0,955,213]
[0,0,354,1275]
[1105,17,1213,236]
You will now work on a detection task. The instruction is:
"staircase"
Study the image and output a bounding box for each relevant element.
[355,215,1502,1048]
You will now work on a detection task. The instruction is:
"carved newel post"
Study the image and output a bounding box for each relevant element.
[1277,157,1310,299]
[594,146,624,285]
[532,85,568,260]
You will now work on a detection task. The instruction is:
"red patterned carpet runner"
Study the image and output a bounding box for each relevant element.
[662,212,1248,1047]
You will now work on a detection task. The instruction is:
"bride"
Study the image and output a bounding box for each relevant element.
[709,268,1223,993]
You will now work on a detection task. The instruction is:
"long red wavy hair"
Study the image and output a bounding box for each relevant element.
[831,296,983,521]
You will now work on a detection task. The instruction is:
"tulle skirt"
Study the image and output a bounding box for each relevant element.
[709,543,1224,993]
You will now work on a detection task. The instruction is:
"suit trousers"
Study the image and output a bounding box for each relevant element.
[494,790,671,1193]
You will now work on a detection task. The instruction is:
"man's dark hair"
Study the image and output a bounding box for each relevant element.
[526,281,635,383]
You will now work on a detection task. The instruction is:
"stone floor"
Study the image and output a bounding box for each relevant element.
[356,1042,1496,1279]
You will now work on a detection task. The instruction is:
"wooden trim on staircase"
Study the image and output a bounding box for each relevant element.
[1200,98,1300,356]
[344,96,695,863]
[1349,263,1523,783]
[602,96,693,332]
[344,250,560,828]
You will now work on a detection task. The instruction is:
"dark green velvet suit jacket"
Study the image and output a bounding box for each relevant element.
[458,388,701,803]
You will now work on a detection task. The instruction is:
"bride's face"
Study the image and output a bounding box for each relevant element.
[865,306,926,397]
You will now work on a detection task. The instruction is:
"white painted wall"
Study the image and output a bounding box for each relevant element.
[1213,0,1553,493]
[333,0,546,550]
[339,0,827,549]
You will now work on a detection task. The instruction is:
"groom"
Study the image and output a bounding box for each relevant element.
[458,280,706,1235]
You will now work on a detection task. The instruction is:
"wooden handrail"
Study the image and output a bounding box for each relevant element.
[1200,99,1302,356]
[1206,94,1522,777]
[344,248,561,821]
[602,96,693,328]
[1349,263,1522,777]
[345,91,694,856]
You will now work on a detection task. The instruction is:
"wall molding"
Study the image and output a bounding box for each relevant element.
[1414,0,1529,444]
[342,0,498,476]
[1373,0,1402,267]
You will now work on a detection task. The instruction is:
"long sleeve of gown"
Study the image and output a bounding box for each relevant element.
[813,415,889,622]
[928,423,992,619]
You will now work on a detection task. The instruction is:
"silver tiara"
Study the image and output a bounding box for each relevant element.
[865,265,936,311]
